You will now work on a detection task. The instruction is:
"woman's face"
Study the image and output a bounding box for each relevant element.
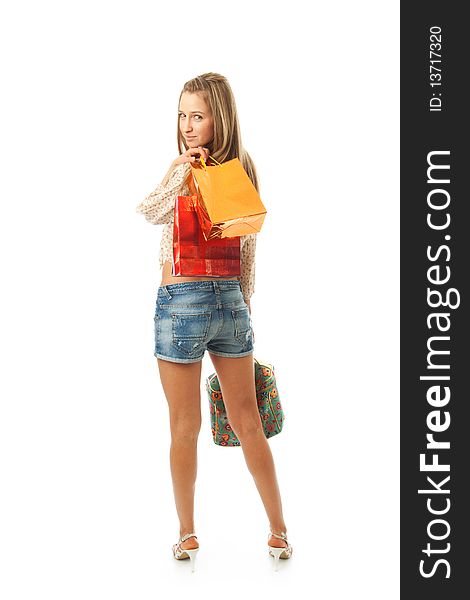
[178,92,214,149]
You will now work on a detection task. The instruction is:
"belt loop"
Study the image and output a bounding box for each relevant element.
[213,281,222,307]
[161,286,172,299]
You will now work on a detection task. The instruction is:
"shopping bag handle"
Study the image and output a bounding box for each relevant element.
[199,154,221,171]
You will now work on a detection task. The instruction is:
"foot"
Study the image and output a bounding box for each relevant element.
[179,535,199,551]
[268,531,288,548]
[268,530,293,561]
[173,532,199,561]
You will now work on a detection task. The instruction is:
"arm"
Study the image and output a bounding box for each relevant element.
[239,233,257,310]
[136,147,211,225]
[161,162,178,186]
[135,162,190,225]
[245,299,251,315]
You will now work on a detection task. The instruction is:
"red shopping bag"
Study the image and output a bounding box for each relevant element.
[172,195,241,277]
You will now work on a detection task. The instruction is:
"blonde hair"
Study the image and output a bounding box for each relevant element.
[176,72,259,192]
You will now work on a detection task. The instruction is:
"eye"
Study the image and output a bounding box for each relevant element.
[178,113,203,120]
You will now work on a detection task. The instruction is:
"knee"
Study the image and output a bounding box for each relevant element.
[170,415,201,444]
[229,410,263,441]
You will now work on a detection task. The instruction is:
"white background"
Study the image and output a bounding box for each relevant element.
[0,1,399,598]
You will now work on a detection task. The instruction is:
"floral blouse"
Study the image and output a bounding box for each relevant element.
[135,162,257,302]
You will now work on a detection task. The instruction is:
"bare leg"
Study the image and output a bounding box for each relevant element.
[209,353,288,548]
[157,358,202,550]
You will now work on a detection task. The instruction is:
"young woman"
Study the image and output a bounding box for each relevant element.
[136,72,292,570]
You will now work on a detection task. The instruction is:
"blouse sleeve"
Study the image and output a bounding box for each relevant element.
[239,233,257,302]
[135,162,191,224]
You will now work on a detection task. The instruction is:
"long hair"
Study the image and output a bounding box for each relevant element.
[176,72,259,193]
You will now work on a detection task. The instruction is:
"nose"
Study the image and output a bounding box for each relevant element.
[183,116,192,133]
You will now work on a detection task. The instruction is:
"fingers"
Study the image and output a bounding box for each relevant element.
[184,146,210,163]
[199,147,210,162]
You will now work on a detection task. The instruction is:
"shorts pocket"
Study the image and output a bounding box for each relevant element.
[171,312,211,356]
[231,307,252,349]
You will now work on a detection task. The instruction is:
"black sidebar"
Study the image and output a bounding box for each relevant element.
[401,2,469,598]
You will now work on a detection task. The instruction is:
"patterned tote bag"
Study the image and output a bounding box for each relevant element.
[206,357,284,446]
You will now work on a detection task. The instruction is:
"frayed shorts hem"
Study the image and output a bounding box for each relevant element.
[207,349,254,359]
[154,348,254,363]
[154,353,203,364]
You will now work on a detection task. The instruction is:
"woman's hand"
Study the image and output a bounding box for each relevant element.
[172,147,210,168]
[159,147,210,188]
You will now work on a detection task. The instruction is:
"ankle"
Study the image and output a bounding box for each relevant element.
[270,525,287,536]
[179,527,196,538]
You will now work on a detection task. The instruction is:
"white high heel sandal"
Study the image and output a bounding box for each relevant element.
[268,531,293,571]
[172,532,199,572]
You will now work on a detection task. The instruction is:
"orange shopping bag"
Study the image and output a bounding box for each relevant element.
[190,155,267,240]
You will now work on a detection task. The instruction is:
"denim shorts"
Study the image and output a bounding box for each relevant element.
[154,280,254,364]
